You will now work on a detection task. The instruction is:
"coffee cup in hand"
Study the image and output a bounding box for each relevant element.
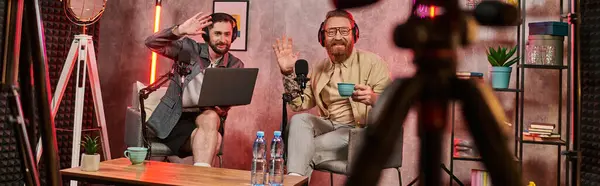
[337,83,355,97]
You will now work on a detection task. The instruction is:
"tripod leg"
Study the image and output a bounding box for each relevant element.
[85,37,111,160]
[441,164,464,186]
[346,78,421,186]
[35,138,42,163]
[25,0,62,184]
[453,79,522,186]
[37,36,78,163]
[407,176,419,186]
[51,37,78,117]
[417,76,453,186]
[9,86,41,186]
[69,39,88,186]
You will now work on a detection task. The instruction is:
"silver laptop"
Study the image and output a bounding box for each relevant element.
[196,68,259,107]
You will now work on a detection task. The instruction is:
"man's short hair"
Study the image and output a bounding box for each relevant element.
[325,9,356,26]
[208,12,236,30]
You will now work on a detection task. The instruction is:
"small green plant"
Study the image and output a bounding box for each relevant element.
[487,45,520,67]
[81,135,99,155]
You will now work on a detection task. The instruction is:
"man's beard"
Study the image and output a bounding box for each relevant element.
[209,41,230,55]
[326,39,353,63]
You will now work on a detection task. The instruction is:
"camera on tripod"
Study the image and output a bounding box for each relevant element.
[333,0,524,186]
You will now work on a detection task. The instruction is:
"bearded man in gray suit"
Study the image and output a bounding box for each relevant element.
[144,12,244,167]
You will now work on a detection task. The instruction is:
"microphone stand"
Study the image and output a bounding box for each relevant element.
[281,74,309,166]
[139,62,191,160]
[281,92,293,163]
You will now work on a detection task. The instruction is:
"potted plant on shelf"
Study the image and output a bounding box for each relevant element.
[80,135,100,172]
[487,45,519,89]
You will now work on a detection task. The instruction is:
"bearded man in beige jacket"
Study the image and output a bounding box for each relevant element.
[272,9,392,177]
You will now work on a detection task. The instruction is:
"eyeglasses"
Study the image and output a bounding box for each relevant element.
[324,27,353,37]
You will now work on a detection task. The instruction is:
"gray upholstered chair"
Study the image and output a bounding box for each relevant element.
[124,82,224,167]
[291,80,406,186]
[312,127,403,186]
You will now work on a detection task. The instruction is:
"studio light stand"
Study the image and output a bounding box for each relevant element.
[34,1,110,186]
[45,32,112,169]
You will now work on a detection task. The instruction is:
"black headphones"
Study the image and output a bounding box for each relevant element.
[317,20,360,47]
[202,12,239,43]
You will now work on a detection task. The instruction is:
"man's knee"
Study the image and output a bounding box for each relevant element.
[289,113,314,132]
[196,110,220,131]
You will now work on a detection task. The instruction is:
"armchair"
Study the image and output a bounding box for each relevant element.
[313,126,403,186]
[284,81,406,185]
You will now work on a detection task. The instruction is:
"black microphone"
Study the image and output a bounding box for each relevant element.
[331,0,380,9]
[176,52,192,87]
[294,59,309,90]
[473,1,521,26]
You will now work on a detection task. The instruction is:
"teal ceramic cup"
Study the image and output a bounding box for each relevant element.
[124,147,148,165]
[337,83,355,97]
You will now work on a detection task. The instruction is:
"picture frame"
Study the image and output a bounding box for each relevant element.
[213,0,249,51]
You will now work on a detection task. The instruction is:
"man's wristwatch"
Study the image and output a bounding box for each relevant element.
[172,25,182,36]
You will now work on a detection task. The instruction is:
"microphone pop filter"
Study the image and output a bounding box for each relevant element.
[178,50,191,64]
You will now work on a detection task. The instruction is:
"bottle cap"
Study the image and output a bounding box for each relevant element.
[274,131,282,137]
[257,131,265,137]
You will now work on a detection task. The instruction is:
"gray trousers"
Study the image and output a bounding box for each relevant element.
[286,113,353,176]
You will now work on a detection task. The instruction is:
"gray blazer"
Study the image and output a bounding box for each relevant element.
[144,25,245,139]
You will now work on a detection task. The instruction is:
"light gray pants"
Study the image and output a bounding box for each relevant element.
[286,113,353,176]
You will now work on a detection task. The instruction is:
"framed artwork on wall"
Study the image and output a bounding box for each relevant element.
[213,0,249,51]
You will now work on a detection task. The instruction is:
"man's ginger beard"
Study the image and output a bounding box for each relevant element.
[326,38,354,63]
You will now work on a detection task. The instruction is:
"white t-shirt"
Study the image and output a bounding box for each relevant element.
[181,57,221,108]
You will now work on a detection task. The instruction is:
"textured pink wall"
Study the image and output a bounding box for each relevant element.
[97,0,570,185]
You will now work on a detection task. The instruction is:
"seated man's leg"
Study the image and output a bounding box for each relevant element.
[188,109,221,166]
[286,113,337,176]
[312,124,352,165]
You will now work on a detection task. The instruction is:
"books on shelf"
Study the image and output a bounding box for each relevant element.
[525,122,555,135]
[530,122,555,130]
[456,71,484,77]
[523,133,561,142]
[528,128,554,134]
[523,122,562,142]
[457,71,484,83]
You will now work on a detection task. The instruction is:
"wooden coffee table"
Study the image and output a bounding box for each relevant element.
[61,158,308,186]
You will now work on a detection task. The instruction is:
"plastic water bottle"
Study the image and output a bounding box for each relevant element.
[251,131,267,186]
[269,131,285,186]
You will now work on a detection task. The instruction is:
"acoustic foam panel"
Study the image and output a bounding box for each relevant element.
[0,91,26,186]
[0,0,27,184]
[580,0,600,185]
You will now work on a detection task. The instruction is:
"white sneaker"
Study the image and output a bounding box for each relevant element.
[193,162,212,167]
[288,173,302,176]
